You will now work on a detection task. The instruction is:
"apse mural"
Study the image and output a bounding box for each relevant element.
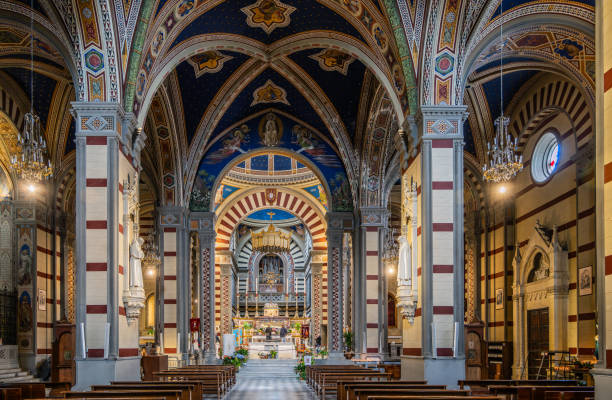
[191,111,351,212]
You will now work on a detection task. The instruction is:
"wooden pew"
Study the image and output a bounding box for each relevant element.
[92,384,196,400]
[366,396,499,400]
[458,380,579,393]
[544,391,595,400]
[65,390,183,400]
[350,388,471,400]
[306,365,367,386]
[316,372,391,399]
[310,367,372,392]
[0,383,45,399]
[108,382,201,400]
[45,382,72,398]
[488,385,594,400]
[0,388,21,400]
[153,371,229,398]
[337,382,435,400]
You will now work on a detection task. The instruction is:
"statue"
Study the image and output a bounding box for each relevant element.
[263,113,279,146]
[130,237,145,289]
[397,236,411,286]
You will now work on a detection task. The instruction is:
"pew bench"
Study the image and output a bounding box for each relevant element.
[337,382,437,400]
[316,372,391,399]
[349,388,471,400]
[64,390,183,400]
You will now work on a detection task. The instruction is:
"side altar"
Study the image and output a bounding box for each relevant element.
[234,303,308,359]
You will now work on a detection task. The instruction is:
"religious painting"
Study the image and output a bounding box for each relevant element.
[18,291,32,332]
[495,288,504,310]
[251,80,290,106]
[17,244,32,286]
[309,49,355,75]
[187,51,232,78]
[241,0,296,34]
[578,266,592,296]
[555,39,583,60]
[258,113,282,146]
[38,289,46,311]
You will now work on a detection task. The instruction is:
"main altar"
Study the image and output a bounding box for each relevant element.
[234,303,308,359]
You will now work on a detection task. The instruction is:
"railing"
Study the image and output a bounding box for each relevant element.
[238,293,305,303]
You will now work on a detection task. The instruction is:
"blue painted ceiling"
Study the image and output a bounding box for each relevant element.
[247,208,296,221]
[482,69,538,122]
[491,0,594,18]
[170,0,365,47]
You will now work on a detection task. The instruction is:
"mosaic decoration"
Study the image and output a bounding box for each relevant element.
[187,51,233,78]
[241,0,296,35]
[76,0,102,49]
[309,49,355,75]
[113,0,142,67]
[435,75,452,105]
[251,80,290,106]
[84,48,104,73]
[435,52,454,76]
[200,247,211,351]
[330,247,341,352]
[438,0,460,50]
[303,184,328,210]
[87,73,105,101]
[150,95,177,205]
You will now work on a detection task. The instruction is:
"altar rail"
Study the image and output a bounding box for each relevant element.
[238,293,305,303]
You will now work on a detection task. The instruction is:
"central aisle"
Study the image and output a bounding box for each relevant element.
[227,359,313,399]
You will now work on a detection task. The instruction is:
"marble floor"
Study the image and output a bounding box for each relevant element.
[225,359,313,399]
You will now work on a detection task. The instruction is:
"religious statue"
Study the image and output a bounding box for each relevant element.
[262,113,279,146]
[397,236,411,286]
[130,237,145,289]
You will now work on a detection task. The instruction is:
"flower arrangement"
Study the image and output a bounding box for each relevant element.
[269,349,278,359]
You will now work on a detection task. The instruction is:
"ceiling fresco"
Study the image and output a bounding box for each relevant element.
[190,110,350,213]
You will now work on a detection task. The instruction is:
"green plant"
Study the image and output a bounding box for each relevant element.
[269,349,278,359]
[343,330,353,351]
[242,322,252,330]
[318,348,328,358]
[236,347,249,361]
[294,360,306,380]
[145,327,155,336]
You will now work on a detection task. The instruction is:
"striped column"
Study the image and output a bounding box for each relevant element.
[193,212,216,363]
[358,207,388,358]
[326,212,353,358]
[419,106,467,385]
[217,251,233,335]
[593,0,612,393]
[158,207,188,359]
[72,102,144,389]
[310,251,325,345]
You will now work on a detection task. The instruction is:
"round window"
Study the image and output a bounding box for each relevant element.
[531,132,560,183]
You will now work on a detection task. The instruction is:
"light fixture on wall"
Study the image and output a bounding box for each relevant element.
[10,0,53,183]
[482,0,523,183]
[382,227,398,271]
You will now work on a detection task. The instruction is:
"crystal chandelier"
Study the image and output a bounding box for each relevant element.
[382,227,398,267]
[251,225,291,254]
[10,0,52,182]
[142,232,161,267]
[482,0,523,183]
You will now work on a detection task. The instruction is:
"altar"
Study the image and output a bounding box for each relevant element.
[249,340,296,359]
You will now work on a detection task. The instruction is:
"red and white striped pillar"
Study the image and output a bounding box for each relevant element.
[417,105,467,385]
[72,102,145,388]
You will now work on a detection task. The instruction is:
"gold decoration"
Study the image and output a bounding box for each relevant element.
[251,224,291,254]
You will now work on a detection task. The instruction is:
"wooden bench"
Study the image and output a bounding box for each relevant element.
[0,383,45,399]
[65,390,183,400]
[153,370,230,397]
[92,384,197,400]
[458,380,578,393]
[365,396,499,400]
[108,382,201,400]
[45,383,72,398]
[306,365,366,386]
[350,388,471,400]
[337,382,435,400]
[488,385,594,400]
[316,372,391,399]
[309,367,372,392]
[0,388,21,400]
[543,391,595,400]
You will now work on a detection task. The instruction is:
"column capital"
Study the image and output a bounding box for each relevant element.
[358,207,389,228]
[191,211,216,232]
[418,105,468,140]
[158,205,188,228]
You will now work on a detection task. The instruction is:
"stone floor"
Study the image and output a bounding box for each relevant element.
[226,359,313,399]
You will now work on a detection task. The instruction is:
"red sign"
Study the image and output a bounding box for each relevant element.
[190,318,200,332]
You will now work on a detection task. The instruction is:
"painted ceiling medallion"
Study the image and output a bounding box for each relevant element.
[251,79,290,106]
[241,0,296,35]
[309,49,355,75]
[187,50,233,78]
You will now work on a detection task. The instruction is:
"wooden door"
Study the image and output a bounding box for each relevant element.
[527,308,549,379]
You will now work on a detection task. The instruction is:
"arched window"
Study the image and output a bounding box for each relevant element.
[531,132,560,183]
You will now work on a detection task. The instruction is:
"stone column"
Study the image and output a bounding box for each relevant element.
[158,206,189,361]
[358,207,389,359]
[310,250,325,345]
[326,212,353,359]
[71,102,145,389]
[218,251,233,335]
[416,105,467,386]
[592,0,612,394]
[192,212,217,363]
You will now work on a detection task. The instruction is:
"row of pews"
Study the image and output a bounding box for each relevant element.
[306,365,596,400]
[0,365,235,400]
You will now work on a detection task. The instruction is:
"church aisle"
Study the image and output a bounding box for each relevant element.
[226,359,313,399]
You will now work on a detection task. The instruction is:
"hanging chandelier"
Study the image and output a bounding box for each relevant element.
[142,232,161,267]
[10,0,52,182]
[482,0,523,183]
[382,227,398,267]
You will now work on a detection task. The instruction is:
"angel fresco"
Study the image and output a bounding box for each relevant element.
[292,125,341,168]
[204,125,250,164]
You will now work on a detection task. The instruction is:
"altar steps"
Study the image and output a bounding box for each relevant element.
[238,359,297,378]
[0,366,39,383]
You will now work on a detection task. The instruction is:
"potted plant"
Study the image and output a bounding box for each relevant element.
[318,347,328,359]
[343,330,355,359]
[269,349,278,359]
